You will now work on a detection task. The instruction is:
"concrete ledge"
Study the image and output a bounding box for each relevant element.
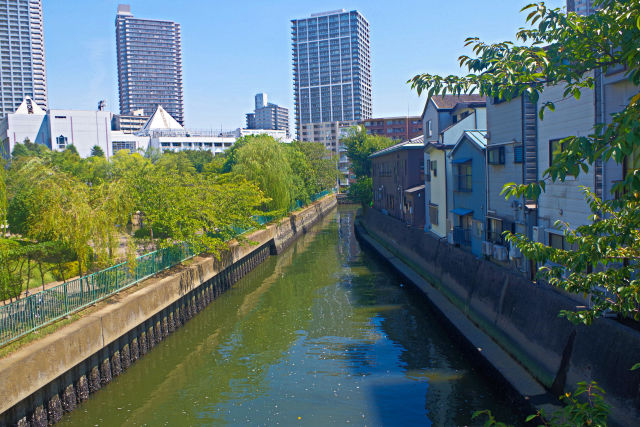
[354,221,559,417]
[0,194,337,423]
[358,207,640,426]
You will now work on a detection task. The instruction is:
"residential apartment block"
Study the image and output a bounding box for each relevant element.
[116,4,184,124]
[245,93,290,137]
[291,9,372,138]
[361,116,422,141]
[0,0,47,119]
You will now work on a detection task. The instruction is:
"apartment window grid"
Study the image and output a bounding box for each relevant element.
[0,0,47,118]
[292,10,371,137]
[116,10,184,124]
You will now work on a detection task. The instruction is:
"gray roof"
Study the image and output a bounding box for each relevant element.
[369,134,425,159]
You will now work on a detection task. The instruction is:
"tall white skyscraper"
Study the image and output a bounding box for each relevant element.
[116,4,184,125]
[291,10,372,141]
[0,0,48,118]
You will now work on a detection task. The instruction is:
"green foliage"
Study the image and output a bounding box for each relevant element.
[11,139,48,159]
[475,382,609,426]
[232,136,293,212]
[0,158,6,227]
[291,141,338,194]
[1,133,331,292]
[342,126,395,178]
[347,177,373,207]
[90,145,105,158]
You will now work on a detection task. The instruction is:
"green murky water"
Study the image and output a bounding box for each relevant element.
[61,206,522,426]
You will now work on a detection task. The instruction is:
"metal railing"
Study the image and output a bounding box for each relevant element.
[0,190,335,347]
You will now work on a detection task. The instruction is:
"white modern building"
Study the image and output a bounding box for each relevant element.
[0,0,48,118]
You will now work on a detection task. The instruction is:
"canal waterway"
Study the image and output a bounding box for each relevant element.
[61,206,522,426]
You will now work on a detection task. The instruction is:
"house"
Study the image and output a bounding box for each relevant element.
[485,94,538,273]
[449,130,487,257]
[422,95,486,238]
[421,94,486,141]
[536,75,597,249]
[424,142,451,238]
[371,135,425,228]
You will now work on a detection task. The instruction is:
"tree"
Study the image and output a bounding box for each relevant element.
[410,0,639,424]
[232,136,295,213]
[292,141,337,194]
[11,138,48,159]
[343,127,396,179]
[0,158,6,231]
[90,145,105,158]
[343,127,395,206]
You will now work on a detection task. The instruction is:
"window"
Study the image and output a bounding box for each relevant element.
[488,147,505,165]
[549,139,565,166]
[429,204,438,226]
[486,217,503,243]
[455,162,472,192]
[427,120,432,137]
[55,135,67,149]
[549,232,578,251]
[514,145,524,163]
[431,160,437,177]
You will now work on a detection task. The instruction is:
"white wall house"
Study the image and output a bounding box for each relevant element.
[537,78,596,248]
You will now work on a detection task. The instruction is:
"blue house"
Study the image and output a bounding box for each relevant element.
[449,130,487,257]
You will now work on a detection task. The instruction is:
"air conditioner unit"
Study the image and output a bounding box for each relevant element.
[482,241,494,256]
[509,243,522,259]
[493,244,508,261]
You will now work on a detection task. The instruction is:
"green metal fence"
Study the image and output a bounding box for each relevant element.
[0,189,334,347]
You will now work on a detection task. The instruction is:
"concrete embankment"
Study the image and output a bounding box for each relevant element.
[356,207,640,426]
[0,194,337,426]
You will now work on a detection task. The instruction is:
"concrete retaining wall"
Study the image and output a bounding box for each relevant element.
[0,195,337,426]
[359,207,640,426]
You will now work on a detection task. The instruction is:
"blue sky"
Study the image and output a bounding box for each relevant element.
[43,0,565,130]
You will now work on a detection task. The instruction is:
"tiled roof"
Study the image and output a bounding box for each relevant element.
[369,134,424,159]
[421,94,486,118]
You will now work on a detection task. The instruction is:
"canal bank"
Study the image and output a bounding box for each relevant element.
[0,194,337,426]
[356,207,640,426]
[57,205,523,426]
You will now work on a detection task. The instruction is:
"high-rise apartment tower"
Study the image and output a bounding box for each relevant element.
[115,4,184,125]
[0,0,47,118]
[245,93,290,137]
[291,10,372,139]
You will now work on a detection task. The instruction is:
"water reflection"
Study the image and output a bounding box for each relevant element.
[61,206,521,426]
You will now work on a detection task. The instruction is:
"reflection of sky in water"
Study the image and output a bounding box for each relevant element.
[60,207,522,427]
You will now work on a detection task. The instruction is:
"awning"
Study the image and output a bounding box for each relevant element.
[404,185,425,194]
[451,208,473,216]
[452,157,472,164]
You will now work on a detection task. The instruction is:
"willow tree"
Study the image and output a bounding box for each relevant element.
[232,136,294,213]
[132,166,266,254]
[410,1,639,424]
